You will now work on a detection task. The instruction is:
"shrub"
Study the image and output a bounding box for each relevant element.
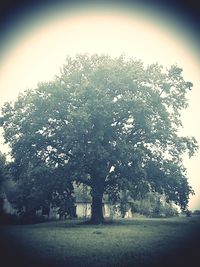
[0,213,48,225]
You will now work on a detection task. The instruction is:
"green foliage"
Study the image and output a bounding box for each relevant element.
[0,151,6,186]
[185,209,192,217]
[0,151,8,214]
[131,192,179,217]
[0,54,198,220]
[193,210,200,215]
[0,212,48,225]
[6,163,75,217]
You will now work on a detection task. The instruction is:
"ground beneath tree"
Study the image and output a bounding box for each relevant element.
[0,216,199,267]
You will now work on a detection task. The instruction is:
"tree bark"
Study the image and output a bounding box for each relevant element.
[90,174,105,224]
[90,193,104,224]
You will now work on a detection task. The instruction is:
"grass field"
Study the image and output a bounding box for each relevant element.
[0,216,200,267]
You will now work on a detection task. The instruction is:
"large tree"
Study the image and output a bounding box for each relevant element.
[0,54,198,223]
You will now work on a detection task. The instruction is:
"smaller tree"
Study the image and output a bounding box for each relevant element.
[7,162,76,218]
[130,192,179,217]
[0,152,8,215]
[54,191,76,219]
[193,210,200,215]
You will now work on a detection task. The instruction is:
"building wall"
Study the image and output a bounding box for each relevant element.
[76,203,91,218]
[3,196,16,215]
[75,203,133,218]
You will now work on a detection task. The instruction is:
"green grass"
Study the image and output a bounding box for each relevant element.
[0,216,200,267]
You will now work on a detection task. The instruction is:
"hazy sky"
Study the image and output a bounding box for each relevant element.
[0,1,199,210]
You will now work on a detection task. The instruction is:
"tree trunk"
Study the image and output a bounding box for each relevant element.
[90,174,105,224]
[90,193,104,224]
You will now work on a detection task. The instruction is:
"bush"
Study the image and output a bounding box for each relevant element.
[130,193,179,218]
[0,213,48,225]
[193,210,200,215]
[0,213,20,225]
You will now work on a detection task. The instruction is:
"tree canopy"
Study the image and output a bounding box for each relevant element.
[0,54,198,223]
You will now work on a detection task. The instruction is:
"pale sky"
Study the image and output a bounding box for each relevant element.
[0,3,199,210]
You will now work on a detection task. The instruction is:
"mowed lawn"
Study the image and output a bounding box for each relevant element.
[0,216,200,267]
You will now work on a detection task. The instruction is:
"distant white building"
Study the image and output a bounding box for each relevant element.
[1,182,134,219]
[73,184,133,219]
[0,192,16,215]
[74,201,133,219]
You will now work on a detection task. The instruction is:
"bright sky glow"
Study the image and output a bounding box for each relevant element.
[0,4,199,210]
